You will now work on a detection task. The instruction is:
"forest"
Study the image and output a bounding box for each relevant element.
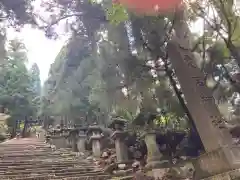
[39,0,240,137]
[0,0,239,147]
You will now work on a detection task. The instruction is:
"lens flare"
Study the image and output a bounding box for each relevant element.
[115,0,183,14]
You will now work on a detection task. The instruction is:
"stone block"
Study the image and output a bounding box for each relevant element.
[193,146,240,179]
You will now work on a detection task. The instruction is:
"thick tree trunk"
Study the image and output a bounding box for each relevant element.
[167,11,240,179]
[21,118,28,138]
[212,1,240,67]
[164,62,199,132]
[0,34,5,64]
[168,9,233,151]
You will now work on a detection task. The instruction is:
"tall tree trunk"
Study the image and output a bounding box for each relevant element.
[0,33,5,64]
[212,0,240,66]
[10,119,17,139]
[164,61,198,130]
[168,9,233,151]
[21,118,28,138]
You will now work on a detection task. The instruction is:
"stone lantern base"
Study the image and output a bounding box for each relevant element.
[77,135,86,152]
[51,135,67,149]
[193,145,240,180]
[90,135,103,158]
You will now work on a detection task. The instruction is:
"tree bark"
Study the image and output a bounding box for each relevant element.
[168,9,233,151]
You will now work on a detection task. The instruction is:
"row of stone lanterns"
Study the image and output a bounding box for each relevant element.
[47,118,165,172]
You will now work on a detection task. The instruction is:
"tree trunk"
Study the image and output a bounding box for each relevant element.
[164,61,199,133]
[212,1,240,67]
[10,119,17,139]
[21,118,28,138]
[0,34,5,64]
[168,9,233,151]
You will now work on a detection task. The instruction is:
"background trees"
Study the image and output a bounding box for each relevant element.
[38,0,239,138]
[0,39,41,136]
[0,0,239,137]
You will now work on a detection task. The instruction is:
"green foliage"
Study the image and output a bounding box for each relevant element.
[40,0,240,130]
[41,0,189,128]
[208,41,230,62]
[154,112,188,131]
[106,3,129,25]
[112,106,137,121]
[0,39,40,133]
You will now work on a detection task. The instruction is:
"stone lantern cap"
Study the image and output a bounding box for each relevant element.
[69,128,78,136]
[52,128,62,134]
[89,131,104,144]
[111,131,128,140]
[0,113,10,124]
[68,126,88,137]
[77,126,88,131]
[87,124,102,135]
[77,126,88,137]
[140,129,159,139]
[109,117,127,131]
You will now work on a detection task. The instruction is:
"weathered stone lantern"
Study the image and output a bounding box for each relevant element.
[63,128,72,148]
[69,127,79,152]
[133,113,166,170]
[77,127,88,153]
[109,117,129,163]
[0,113,10,124]
[87,123,103,158]
[50,126,67,149]
[142,130,165,169]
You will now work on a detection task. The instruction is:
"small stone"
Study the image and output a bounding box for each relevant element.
[133,151,142,159]
[79,152,84,156]
[132,161,140,168]
[118,163,126,170]
[180,156,187,160]
[87,156,93,160]
[50,145,56,149]
[102,151,108,158]
[95,161,101,166]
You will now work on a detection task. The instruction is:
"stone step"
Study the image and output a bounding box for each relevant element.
[0,158,90,164]
[1,167,102,175]
[2,174,110,180]
[0,138,108,180]
[0,163,98,170]
[0,144,48,147]
[0,152,61,157]
[0,150,75,155]
[0,164,98,172]
[0,159,93,165]
[0,144,47,147]
[50,175,110,180]
[0,150,51,156]
[0,147,51,151]
[0,171,107,179]
[0,153,78,159]
[0,161,92,168]
[0,147,49,151]
[0,146,67,150]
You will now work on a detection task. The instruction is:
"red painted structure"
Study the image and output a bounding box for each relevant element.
[114,0,183,14]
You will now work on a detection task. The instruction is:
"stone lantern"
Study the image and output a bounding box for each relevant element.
[69,127,79,152]
[142,130,165,169]
[109,117,129,163]
[63,128,71,148]
[77,127,88,152]
[0,113,10,124]
[133,113,167,170]
[50,127,67,149]
[87,123,103,158]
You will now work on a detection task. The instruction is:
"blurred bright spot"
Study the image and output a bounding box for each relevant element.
[116,0,183,14]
